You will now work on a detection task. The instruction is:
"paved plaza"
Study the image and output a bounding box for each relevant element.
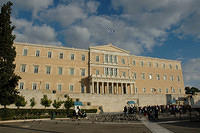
[0,118,199,133]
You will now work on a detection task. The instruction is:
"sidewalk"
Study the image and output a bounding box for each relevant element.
[140,117,174,133]
[0,118,70,124]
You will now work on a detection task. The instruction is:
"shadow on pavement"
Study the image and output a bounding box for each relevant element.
[161,121,200,129]
[0,124,64,133]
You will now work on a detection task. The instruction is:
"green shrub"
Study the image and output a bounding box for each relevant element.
[0,108,97,120]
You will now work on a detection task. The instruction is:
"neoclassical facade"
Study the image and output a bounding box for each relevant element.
[14,42,185,111]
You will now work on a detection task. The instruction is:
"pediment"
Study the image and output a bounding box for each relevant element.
[90,43,130,54]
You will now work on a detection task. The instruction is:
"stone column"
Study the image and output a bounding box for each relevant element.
[107,82,109,94]
[130,83,133,95]
[102,82,104,94]
[97,82,99,94]
[92,81,94,94]
[116,83,119,94]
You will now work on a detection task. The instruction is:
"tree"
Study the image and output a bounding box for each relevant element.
[40,95,52,109]
[15,95,27,109]
[0,1,21,108]
[52,100,63,110]
[64,96,74,115]
[185,86,200,95]
[30,97,36,109]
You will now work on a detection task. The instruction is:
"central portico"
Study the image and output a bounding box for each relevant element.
[88,43,136,95]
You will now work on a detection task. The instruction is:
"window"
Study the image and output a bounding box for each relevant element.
[162,63,165,69]
[34,65,39,73]
[122,72,126,77]
[114,68,117,76]
[58,67,63,75]
[69,85,73,91]
[46,66,51,74]
[176,65,178,70]
[19,82,24,89]
[109,55,113,63]
[96,56,99,62]
[122,58,125,64]
[140,61,144,67]
[179,88,182,93]
[156,74,160,80]
[81,68,85,76]
[105,54,108,63]
[35,50,40,57]
[149,74,152,79]
[163,75,167,80]
[151,88,155,93]
[110,68,113,76]
[135,88,138,93]
[177,76,180,82]
[104,68,108,75]
[46,83,50,90]
[70,68,74,75]
[57,84,62,91]
[143,88,146,93]
[71,53,74,60]
[155,63,159,68]
[141,73,145,79]
[159,88,162,93]
[114,56,117,63]
[148,62,152,67]
[96,70,99,75]
[171,87,175,93]
[20,64,26,72]
[32,83,37,90]
[170,75,174,81]
[48,51,52,58]
[59,53,63,59]
[82,55,85,61]
[132,60,136,65]
[169,64,172,69]
[133,72,137,79]
[23,49,28,56]
[81,84,84,93]
[166,88,169,93]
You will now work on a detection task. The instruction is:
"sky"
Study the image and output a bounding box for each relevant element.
[1,0,200,89]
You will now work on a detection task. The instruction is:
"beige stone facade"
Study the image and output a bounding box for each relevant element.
[13,42,185,112]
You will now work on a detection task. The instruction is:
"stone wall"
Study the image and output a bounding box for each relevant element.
[0,90,187,112]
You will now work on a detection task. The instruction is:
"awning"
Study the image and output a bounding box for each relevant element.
[74,101,83,106]
[127,101,136,104]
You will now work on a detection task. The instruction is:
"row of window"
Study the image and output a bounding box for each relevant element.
[19,82,76,92]
[133,60,179,70]
[133,72,181,81]
[135,87,182,94]
[22,49,86,61]
[20,64,86,76]
[23,49,179,70]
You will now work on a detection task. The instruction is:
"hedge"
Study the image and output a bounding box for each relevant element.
[0,108,97,120]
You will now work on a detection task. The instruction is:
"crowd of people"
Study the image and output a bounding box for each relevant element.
[124,104,192,121]
[123,105,137,114]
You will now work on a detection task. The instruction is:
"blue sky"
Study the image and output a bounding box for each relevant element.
[1,0,200,88]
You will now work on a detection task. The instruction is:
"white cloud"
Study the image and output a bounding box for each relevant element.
[40,4,86,27]
[10,0,200,56]
[183,58,200,88]
[86,1,99,14]
[12,18,61,45]
[13,0,53,17]
[65,26,91,48]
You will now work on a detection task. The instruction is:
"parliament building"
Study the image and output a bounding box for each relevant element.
[13,42,185,112]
